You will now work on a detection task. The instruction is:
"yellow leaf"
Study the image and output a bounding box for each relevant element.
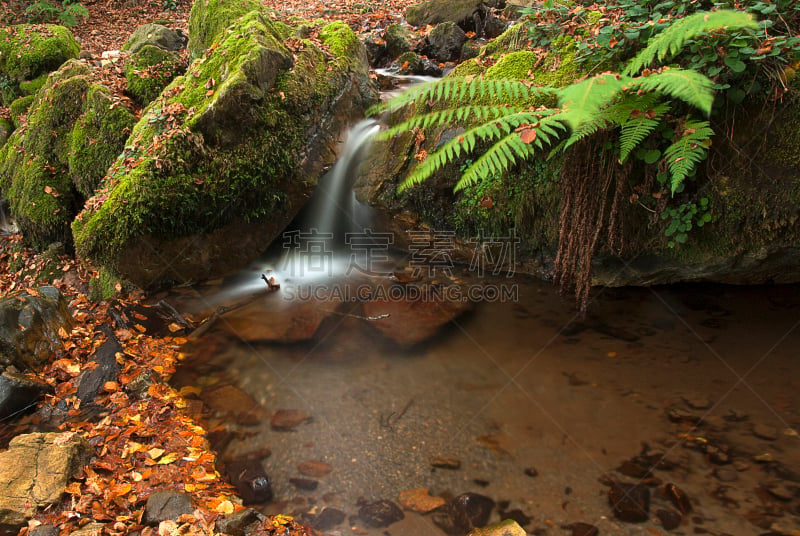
[157,452,181,465]
[215,500,234,514]
[168,322,183,333]
[147,447,165,460]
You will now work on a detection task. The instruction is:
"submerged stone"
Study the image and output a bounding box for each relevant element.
[358,499,405,527]
[432,492,495,534]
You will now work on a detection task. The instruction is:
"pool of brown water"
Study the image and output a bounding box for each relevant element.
[171,273,800,536]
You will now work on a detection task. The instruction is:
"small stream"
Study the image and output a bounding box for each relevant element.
[169,76,800,535]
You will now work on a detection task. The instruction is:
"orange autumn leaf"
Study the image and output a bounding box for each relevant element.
[519,128,537,144]
[168,322,183,333]
[157,452,181,465]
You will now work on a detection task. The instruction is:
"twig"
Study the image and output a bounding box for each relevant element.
[318,308,390,321]
[157,299,193,329]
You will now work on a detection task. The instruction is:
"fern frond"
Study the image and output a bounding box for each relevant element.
[558,73,630,131]
[624,10,758,76]
[377,105,527,140]
[634,68,715,115]
[372,77,557,116]
[662,118,715,194]
[456,114,567,191]
[618,101,671,162]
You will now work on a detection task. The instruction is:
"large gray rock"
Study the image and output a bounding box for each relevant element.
[0,286,72,373]
[122,23,186,53]
[406,0,488,28]
[0,432,90,532]
[426,22,468,63]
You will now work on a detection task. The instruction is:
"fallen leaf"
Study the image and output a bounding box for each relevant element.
[520,128,537,144]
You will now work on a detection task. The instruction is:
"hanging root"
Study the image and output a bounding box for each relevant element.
[553,136,630,313]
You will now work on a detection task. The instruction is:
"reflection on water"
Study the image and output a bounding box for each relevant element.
[172,276,800,535]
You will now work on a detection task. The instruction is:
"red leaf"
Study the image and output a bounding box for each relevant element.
[520,128,537,144]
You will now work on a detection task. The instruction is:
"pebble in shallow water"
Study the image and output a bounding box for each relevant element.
[357,499,405,528]
[432,492,496,535]
[608,482,650,523]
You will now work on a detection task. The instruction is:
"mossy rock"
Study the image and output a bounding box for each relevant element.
[0,118,12,149]
[69,86,136,197]
[384,23,415,60]
[122,23,186,54]
[187,0,264,57]
[9,95,35,125]
[73,14,377,289]
[0,25,80,105]
[19,74,48,95]
[124,45,186,105]
[0,60,135,250]
[485,50,537,79]
[390,51,424,75]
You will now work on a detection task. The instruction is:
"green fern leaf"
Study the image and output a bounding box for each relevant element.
[634,68,715,115]
[618,102,670,162]
[558,73,629,131]
[624,10,758,76]
[662,118,715,194]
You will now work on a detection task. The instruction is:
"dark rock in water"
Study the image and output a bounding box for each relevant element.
[271,409,312,430]
[663,483,692,515]
[358,499,405,527]
[0,371,50,420]
[562,522,599,536]
[666,407,703,425]
[425,22,467,63]
[498,508,531,527]
[311,507,346,531]
[616,459,653,479]
[76,333,122,404]
[432,492,495,534]
[289,477,318,491]
[655,508,682,531]
[143,491,194,525]
[298,460,333,478]
[524,467,539,477]
[0,286,72,373]
[226,459,273,504]
[753,423,779,441]
[608,482,650,523]
[364,34,388,67]
[216,508,264,536]
[383,23,416,61]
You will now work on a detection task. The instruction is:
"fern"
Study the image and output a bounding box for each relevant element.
[663,118,714,194]
[617,101,670,163]
[557,73,628,131]
[624,10,758,76]
[633,68,715,115]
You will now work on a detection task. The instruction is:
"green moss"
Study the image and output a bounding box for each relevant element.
[0,25,80,105]
[187,0,264,57]
[125,45,185,105]
[483,18,531,57]
[319,21,360,60]
[392,51,424,74]
[9,95,35,125]
[0,117,12,149]
[19,74,48,95]
[88,265,126,301]
[533,35,581,88]
[485,50,538,79]
[450,59,484,77]
[69,85,136,197]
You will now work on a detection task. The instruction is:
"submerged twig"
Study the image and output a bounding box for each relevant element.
[319,308,390,321]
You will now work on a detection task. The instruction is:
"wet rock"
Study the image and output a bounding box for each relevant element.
[123,23,186,53]
[76,333,122,404]
[764,483,794,501]
[216,508,265,536]
[310,507,346,531]
[289,477,318,491]
[398,488,446,514]
[0,286,72,373]
[682,395,711,410]
[524,467,539,477]
[656,509,682,531]
[201,384,270,426]
[226,459,272,504]
[432,492,495,534]
[713,468,739,482]
[754,423,780,441]
[561,523,599,536]
[608,482,650,523]
[363,284,472,346]
[467,519,526,536]
[271,409,312,430]
[364,34,388,67]
[664,483,693,515]
[666,407,703,425]
[143,491,193,525]
[426,22,467,63]
[616,459,653,479]
[358,499,405,527]
[431,456,461,469]
[384,23,416,60]
[295,460,332,479]
[496,508,530,527]
[0,371,50,420]
[222,298,334,343]
[0,432,90,531]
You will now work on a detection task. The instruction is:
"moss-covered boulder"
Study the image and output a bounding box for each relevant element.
[384,23,416,61]
[187,0,265,57]
[73,13,377,289]
[123,23,186,54]
[125,45,186,105]
[0,61,136,249]
[0,25,80,106]
[9,95,35,126]
[406,0,484,28]
[0,118,12,150]
[425,22,467,63]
